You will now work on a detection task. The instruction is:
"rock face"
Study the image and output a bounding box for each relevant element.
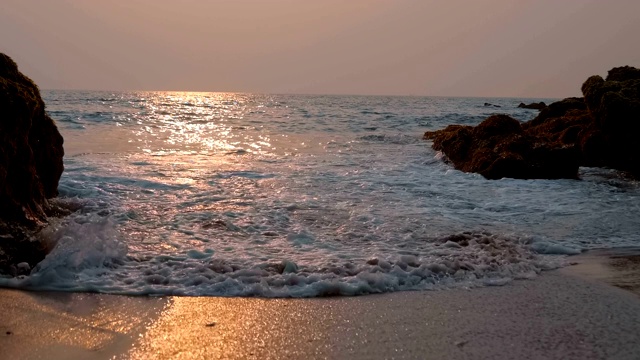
[0,53,64,272]
[425,66,640,179]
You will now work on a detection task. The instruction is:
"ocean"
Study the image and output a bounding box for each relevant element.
[2,91,639,297]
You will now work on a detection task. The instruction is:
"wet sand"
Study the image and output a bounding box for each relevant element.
[2,251,640,359]
[559,248,640,297]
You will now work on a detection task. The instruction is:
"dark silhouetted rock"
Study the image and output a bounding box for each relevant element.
[0,53,64,273]
[581,66,640,175]
[425,65,640,179]
[518,102,547,110]
[484,102,501,108]
[0,221,50,275]
[605,66,640,82]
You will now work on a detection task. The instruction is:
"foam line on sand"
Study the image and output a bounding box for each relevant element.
[2,253,640,359]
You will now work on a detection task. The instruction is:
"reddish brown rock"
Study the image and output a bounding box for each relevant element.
[425,66,640,179]
[425,115,580,180]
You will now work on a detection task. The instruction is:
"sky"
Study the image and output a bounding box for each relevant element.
[1,0,639,98]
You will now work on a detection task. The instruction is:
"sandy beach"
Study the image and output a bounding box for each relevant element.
[2,251,640,360]
[3,2,640,359]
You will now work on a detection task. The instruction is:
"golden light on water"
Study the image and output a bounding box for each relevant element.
[119,92,296,164]
[63,91,319,162]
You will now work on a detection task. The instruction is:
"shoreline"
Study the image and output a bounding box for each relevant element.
[558,248,640,297]
[2,250,640,359]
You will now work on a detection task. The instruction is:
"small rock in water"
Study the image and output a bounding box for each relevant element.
[518,101,547,110]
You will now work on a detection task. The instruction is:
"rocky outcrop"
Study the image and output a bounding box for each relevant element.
[518,102,546,110]
[580,66,640,174]
[425,66,640,179]
[425,115,580,179]
[0,53,64,273]
[521,97,590,142]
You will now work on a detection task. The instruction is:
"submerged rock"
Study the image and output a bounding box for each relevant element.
[0,53,64,273]
[425,65,640,179]
[518,102,547,110]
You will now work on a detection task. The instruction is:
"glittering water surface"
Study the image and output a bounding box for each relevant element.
[3,91,639,296]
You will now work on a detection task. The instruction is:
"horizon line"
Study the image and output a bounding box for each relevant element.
[39,88,563,100]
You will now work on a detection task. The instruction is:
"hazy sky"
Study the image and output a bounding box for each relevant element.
[2,0,639,97]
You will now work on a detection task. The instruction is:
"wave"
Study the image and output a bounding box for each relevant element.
[0,214,568,297]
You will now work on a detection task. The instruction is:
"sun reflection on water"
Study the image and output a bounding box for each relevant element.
[75,91,320,258]
[129,92,276,157]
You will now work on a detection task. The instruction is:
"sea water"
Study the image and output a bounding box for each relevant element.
[2,91,639,297]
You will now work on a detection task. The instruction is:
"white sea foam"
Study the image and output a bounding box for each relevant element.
[2,91,638,297]
[0,215,127,291]
[529,241,582,255]
[0,214,564,297]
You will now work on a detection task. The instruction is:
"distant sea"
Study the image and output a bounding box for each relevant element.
[1,91,639,297]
